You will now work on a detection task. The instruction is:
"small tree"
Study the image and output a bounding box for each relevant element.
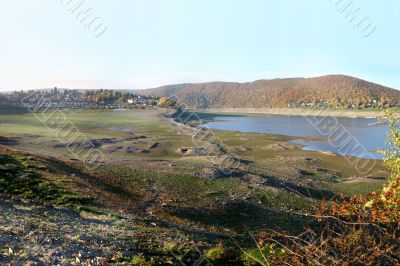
[384,110,400,180]
[157,97,177,108]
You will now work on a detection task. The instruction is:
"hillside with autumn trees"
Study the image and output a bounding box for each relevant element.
[145,75,400,109]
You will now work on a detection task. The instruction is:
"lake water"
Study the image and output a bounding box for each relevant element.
[204,115,389,159]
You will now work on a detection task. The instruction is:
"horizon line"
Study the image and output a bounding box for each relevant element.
[0,74,398,93]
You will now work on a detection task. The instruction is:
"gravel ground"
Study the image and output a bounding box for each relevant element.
[0,197,142,265]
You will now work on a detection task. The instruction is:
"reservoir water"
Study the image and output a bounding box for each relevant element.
[203,115,388,159]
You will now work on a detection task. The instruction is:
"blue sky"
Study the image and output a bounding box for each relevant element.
[0,0,399,91]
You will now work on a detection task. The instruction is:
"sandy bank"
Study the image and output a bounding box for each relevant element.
[201,108,385,118]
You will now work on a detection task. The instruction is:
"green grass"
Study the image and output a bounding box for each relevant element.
[98,163,315,234]
[0,152,91,210]
[330,182,384,195]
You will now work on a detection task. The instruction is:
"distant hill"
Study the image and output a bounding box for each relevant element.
[144,75,400,109]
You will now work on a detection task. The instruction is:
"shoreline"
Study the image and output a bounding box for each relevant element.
[171,109,384,161]
[199,108,385,118]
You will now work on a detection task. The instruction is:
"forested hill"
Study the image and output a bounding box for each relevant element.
[144,75,400,109]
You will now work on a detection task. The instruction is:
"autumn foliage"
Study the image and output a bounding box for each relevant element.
[259,179,400,265]
[147,75,400,109]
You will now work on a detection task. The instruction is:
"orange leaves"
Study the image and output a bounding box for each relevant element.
[327,177,400,224]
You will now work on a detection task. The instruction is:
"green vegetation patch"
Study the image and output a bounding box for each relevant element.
[330,182,384,195]
[0,153,90,210]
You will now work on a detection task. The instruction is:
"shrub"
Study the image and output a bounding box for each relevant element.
[205,244,227,261]
[240,243,286,266]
